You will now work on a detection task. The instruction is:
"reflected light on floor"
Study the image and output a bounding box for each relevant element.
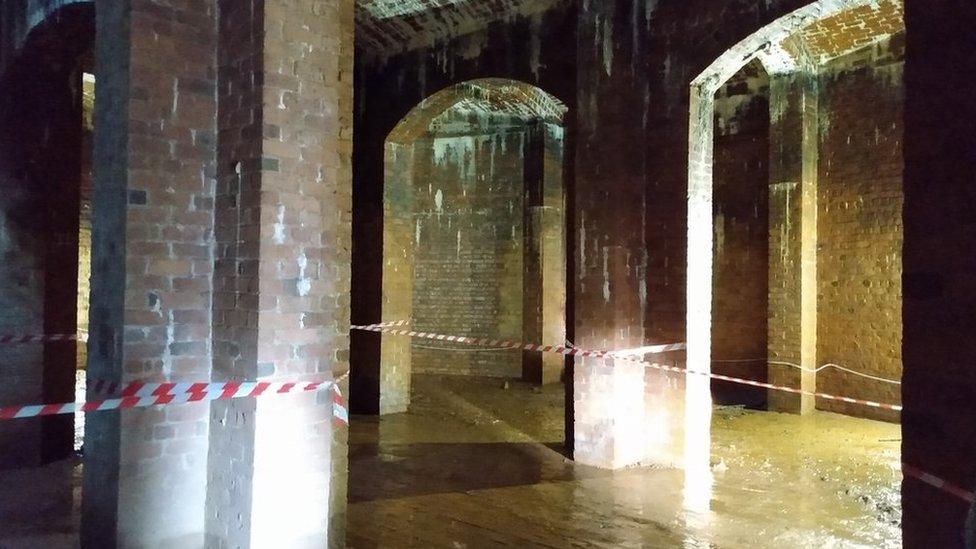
[683,373,713,517]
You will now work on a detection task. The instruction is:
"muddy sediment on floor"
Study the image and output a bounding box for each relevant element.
[348,374,900,548]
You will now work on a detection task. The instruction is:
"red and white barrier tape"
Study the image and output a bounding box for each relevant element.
[0,332,88,345]
[0,379,348,425]
[351,323,683,359]
[349,323,901,412]
[903,464,975,504]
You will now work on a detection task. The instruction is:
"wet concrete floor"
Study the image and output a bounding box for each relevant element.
[347,374,901,548]
[0,374,900,548]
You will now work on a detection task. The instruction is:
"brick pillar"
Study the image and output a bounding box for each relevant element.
[685,88,715,473]
[766,71,817,414]
[376,142,413,415]
[523,122,566,385]
[572,0,670,469]
[205,0,353,546]
[82,0,217,546]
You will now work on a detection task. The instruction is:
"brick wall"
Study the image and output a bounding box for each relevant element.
[816,36,904,422]
[410,128,528,378]
[711,61,770,407]
[766,69,817,414]
[0,153,47,468]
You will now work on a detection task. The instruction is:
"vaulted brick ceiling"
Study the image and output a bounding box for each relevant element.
[757,0,904,75]
[356,0,564,56]
[782,0,904,65]
[388,78,566,143]
[797,0,903,62]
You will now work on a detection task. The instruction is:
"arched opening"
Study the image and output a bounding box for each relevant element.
[359,78,569,414]
[348,78,572,543]
[686,0,905,543]
[709,59,771,409]
[0,3,94,469]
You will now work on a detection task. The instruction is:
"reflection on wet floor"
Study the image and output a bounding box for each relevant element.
[0,373,900,548]
[348,374,901,548]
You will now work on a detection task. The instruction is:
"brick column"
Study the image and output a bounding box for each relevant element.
[766,71,817,414]
[573,0,666,465]
[523,122,566,385]
[376,142,414,415]
[82,0,217,546]
[685,88,715,473]
[205,0,353,546]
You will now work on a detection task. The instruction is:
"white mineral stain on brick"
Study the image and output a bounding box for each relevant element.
[163,310,174,377]
[644,0,658,27]
[529,13,542,81]
[273,205,286,244]
[297,253,311,297]
[593,13,614,78]
[579,213,586,276]
[715,214,726,256]
[171,78,179,117]
[434,189,444,213]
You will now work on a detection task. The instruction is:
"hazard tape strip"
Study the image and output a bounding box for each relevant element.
[0,332,88,345]
[351,323,683,359]
[903,464,976,504]
[349,323,901,412]
[0,380,349,425]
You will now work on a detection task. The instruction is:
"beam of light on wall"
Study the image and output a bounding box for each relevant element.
[251,394,331,546]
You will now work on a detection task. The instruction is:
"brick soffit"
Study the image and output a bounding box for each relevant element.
[696,0,903,91]
[356,0,568,56]
[388,78,567,144]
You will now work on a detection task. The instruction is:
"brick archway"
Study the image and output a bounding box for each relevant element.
[0,2,94,468]
[685,0,889,468]
[372,78,568,414]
